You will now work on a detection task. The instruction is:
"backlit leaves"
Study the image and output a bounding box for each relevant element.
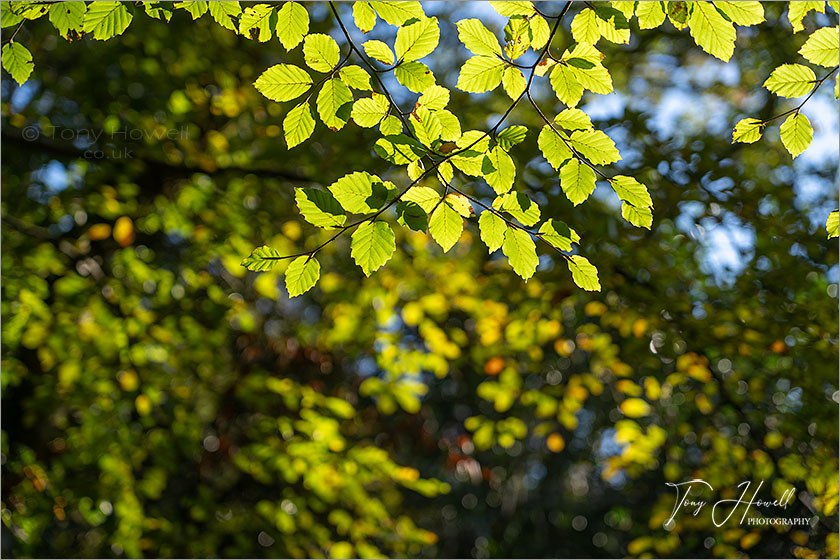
[456,18,501,57]
[394,61,435,92]
[502,227,538,280]
[567,255,600,291]
[732,118,763,143]
[395,16,439,62]
[429,200,463,252]
[241,246,283,272]
[763,64,816,98]
[559,159,596,206]
[295,188,347,228]
[827,210,839,239]
[350,221,396,276]
[363,39,394,65]
[83,1,133,40]
[2,43,32,86]
[304,33,340,73]
[538,219,580,252]
[688,0,737,62]
[254,64,312,102]
[285,256,320,297]
[482,146,516,194]
[457,56,505,93]
[329,172,391,214]
[49,2,86,39]
[317,78,353,131]
[787,1,824,33]
[479,211,507,253]
[239,4,273,41]
[798,26,840,67]
[283,101,316,148]
[779,112,813,158]
[351,93,389,127]
[276,1,309,50]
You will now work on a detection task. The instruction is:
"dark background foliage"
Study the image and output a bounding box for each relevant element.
[1,2,837,558]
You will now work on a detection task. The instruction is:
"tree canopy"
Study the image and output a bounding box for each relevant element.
[1,1,838,559]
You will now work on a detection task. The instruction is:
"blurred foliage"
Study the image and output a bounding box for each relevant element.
[1,1,838,559]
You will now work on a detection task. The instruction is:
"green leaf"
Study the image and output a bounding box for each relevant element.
[328,171,390,214]
[238,4,273,41]
[538,219,580,252]
[9,2,50,20]
[380,114,403,135]
[49,2,86,39]
[593,6,630,44]
[339,65,372,90]
[2,43,32,86]
[446,193,473,217]
[374,134,425,164]
[538,125,573,170]
[304,33,340,73]
[559,159,596,206]
[489,1,536,17]
[456,18,501,57]
[351,93,389,127]
[394,61,435,93]
[285,255,320,297]
[408,105,442,147]
[502,66,526,100]
[396,201,427,231]
[503,16,531,59]
[482,146,516,194]
[316,78,353,131]
[549,64,584,107]
[493,192,540,226]
[688,1,736,61]
[571,8,601,45]
[564,46,613,95]
[567,129,621,165]
[732,117,763,143]
[496,125,527,151]
[456,56,505,93]
[370,1,425,26]
[799,26,840,67]
[787,1,824,33]
[254,64,312,102]
[176,1,208,20]
[502,227,538,280]
[241,246,283,272]
[621,203,653,229]
[417,85,449,110]
[403,186,440,213]
[1,8,23,28]
[714,1,764,26]
[353,1,377,33]
[530,13,550,48]
[283,100,315,148]
[208,2,241,30]
[779,112,813,158]
[395,16,439,62]
[276,1,309,50]
[611,175,652,208]
[83,1,133,40]
[479,211,507,253]
[567,255,600,291]
[612,1,636,19]
[827,210,839,239]
[763,64,816,98]
[635,1,665,29]
[350,221,396,276]
[429,201,463,252]
[436,110,462,141]
[295,188,347,228]
[554,108,593,131]
[363,39,394,65]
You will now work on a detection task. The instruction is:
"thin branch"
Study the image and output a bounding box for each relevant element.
[440,178,572,262]
[762,66,838,124]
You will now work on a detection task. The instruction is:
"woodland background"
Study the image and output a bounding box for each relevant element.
[1,1,838,558]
